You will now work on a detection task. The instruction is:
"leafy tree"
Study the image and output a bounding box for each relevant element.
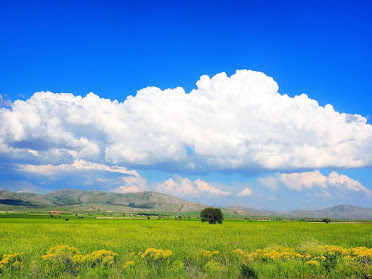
[240,264,258,279]
[322,218,331,224]
[200,207,224,224]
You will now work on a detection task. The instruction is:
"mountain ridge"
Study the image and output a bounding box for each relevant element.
[227,204,372,219]
[0,189,371,219]
[0,189,208,213]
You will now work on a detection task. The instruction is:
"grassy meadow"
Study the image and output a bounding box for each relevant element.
[0,214,371,278]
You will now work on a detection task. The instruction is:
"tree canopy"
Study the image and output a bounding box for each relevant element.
[200,207,224,224]
[322,218,331,224]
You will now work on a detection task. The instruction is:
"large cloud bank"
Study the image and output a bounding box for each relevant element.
[156,177,231,197]
[259,170,369,193]
[1,70,372,173]
[111,176,231,197]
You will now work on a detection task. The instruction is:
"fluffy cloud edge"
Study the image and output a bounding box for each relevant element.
[259,170,369,193]
[236,187,253,197]
[156,177,232,197]
[17,159,139,177]
[1,70,372,175]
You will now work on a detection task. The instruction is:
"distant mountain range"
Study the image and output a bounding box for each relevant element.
[226,204,372,220]
[0,189,371,219]
[0,189,207,214]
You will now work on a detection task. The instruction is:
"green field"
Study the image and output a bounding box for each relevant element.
[0,214,371,278]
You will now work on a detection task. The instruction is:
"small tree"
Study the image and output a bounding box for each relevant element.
[322,218,331,224]
[200,207,224,224]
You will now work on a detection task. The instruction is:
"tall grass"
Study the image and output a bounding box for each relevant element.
[0,215,370,278]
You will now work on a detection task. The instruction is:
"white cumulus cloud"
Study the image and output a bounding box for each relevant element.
[18,159,139,177]
[327,172,367,192]
[237,187,253,197]
[156,177,231,197]
[1,70,372,173]
[260,170,369,193]
[111,175,231,196]
[113,176,148,193]
[278,170,328,190]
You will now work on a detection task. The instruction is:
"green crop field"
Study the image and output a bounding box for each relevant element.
[0,214,371,278]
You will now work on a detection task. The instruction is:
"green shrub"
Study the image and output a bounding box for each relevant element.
[240,264,258,279]
[200,207,224,224]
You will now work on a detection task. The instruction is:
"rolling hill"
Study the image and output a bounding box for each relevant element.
[226,204,372,220]
[0,189,208,213]
[0,189,371,219]
[224,206,278,216]
[284,204,372,219]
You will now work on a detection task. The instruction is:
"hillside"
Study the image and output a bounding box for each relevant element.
[1,189,371,219]
[225,204,372,220]
[0,189,208,213]
[0,190,54,207]
[284,204,372,219]
[224,206,278,216]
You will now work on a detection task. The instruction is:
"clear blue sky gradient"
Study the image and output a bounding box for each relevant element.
[1,0,371,115]
[0,0,371,209]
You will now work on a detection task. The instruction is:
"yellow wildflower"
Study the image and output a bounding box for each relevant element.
[102,255,115,266]
[41,245,81,264]
[306,260,320,266]
[42,245,118,267]
[141,248,172,261]
[351,247,372,258]
[233,249,245,255]
[0,253,24,268]
[319,245,349,256]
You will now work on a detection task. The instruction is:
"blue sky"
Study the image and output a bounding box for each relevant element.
[0,0,371,210]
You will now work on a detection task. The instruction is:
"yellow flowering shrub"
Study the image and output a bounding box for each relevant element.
[102,255,115,266]
[71,254,84,265]
[233,249,245,256]
[319,245,349,256]
[262,246,301,260]
[41,245,80,264]
[72,250,118,266]
[350,247,372,259]
[305,260,320,266]
[141,248,172,261]
[0,253,24,270]
[245,246,305,262]
[240,243,372,274]
[245,251,260,262]
[88,249,118,266]
[42,245,117,267]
